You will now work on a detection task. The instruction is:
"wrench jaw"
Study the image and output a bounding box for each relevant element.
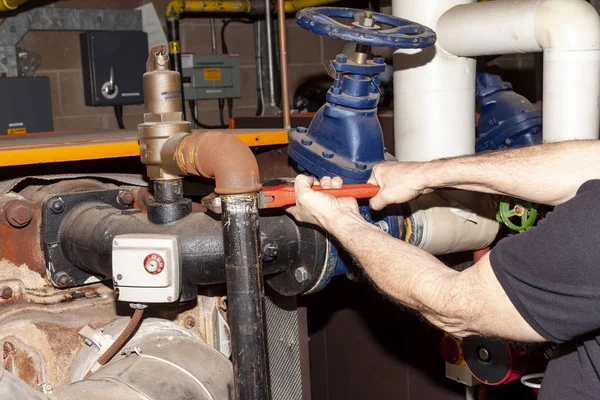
[202,192,275,213]
[201,193,222,214]
[258,193,274,209]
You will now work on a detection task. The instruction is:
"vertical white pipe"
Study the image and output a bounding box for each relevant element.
[542,49,600,142]
[393,0,476,162]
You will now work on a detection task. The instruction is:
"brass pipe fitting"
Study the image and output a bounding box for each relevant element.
[138,46,261,195]
[138,45,191,180]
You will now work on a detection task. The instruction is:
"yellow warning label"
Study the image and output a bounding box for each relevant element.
[7,127,27,135]
[204,68,222,81]
[168,41,181,54]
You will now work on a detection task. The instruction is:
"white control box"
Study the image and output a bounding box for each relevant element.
[112,234,181,303]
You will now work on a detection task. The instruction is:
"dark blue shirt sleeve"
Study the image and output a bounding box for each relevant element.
[490,180,600,343]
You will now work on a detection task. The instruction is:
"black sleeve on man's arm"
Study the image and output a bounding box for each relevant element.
[490,180,600,343]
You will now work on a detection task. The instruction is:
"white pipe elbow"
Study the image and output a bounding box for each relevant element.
[437,0,600,56]
[534,0,600,50]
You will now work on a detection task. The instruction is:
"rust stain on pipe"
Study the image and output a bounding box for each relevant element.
[176,131,262,195]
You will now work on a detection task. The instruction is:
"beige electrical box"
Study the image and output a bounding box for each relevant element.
[112,234,181,303]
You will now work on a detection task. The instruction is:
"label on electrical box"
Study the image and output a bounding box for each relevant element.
[204,68,222,81]
[7,127,27,135]
[181,54,193,69]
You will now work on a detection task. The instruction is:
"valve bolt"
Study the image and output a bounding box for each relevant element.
[294,267,309,284]
[335,54,347,63]
[49,199,65,214]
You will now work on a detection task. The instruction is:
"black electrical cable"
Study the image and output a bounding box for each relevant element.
[227,98,233,121]
[189,100,227,129]
[218,99,226,127]
[113,105,125,130]
[221,18,256,120]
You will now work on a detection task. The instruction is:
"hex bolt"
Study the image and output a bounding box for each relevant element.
[49,199,65,214]
[0,287,13,300]
[296,126,308,134]
[3,200,32,228]
[335,54,347,63]
[294,267,309,284]
[373,56,385,65]
[262,242,279,262]
[360,11,375,28]
[375,220,389,233]
[118,191,135,206]
[322,152,334,159]
[39,382,53,394]
[183,316,196,329]
[54,272,72,288]
[301,139,313,146]
[355,163,368,171]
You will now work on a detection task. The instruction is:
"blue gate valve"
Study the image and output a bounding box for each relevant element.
[289,7,437,290]
[290,7,436,183]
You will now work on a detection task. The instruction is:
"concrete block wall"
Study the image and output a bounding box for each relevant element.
[11,0,345,131]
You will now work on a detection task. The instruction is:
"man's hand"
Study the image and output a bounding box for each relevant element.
[286,175,360,228]
[367,162,433,210]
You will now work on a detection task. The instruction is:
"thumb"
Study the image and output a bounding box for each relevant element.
[369,191,387,211]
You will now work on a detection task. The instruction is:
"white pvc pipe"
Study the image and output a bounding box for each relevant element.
[392,0,499,255]
[392,0,476,162]
[543,49,600,142]
[437,0,600,142]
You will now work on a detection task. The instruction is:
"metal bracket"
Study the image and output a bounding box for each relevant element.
[0,8,142,76]
[41,189,134,288]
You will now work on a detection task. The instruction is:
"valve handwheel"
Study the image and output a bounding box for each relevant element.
[296,7,436,49]
[496,197,538,232]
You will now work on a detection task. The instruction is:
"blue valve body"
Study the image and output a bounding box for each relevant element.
[289,7,437,287]
[289,56,387,183]
[476,73,542,152]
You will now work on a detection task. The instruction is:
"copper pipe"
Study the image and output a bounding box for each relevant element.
[277,0,291,129]
[175,131,262,195]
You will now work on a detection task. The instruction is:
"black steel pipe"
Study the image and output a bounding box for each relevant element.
[221,194,270,400]
[59,203,324,287]
[147,180,192,224]
[166,17,186,120]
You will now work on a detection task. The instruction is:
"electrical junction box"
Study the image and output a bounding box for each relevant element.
[112,234,181,304]
[0,77,53,135]
[80,31,148,106]
[181,53,241,100]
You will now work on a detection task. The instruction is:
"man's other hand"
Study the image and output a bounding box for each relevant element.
[286,175,359,228]
[368,162,432,210]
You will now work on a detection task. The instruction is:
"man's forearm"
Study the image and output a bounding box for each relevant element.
[422,140,600,205]
[320,211,546,341]
[320,211,476,336]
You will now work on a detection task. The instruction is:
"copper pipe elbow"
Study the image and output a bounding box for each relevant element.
[176,131,262,195]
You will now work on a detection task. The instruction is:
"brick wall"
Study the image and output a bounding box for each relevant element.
[14,0,345,130]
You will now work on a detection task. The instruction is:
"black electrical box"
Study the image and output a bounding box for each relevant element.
[80,31,148,106]
[0,77,54,135]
